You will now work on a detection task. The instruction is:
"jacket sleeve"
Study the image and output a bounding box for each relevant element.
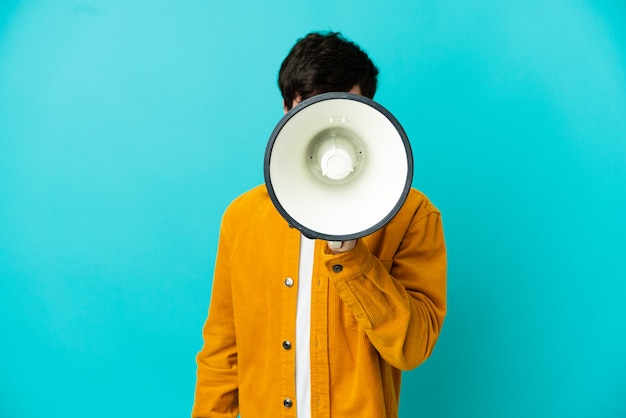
[323,206,447,371]
[192,220,239,418]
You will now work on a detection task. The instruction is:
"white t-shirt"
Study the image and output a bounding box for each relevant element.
[296,234,315,418]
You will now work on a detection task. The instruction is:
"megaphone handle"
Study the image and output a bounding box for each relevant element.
[328,241,343,251]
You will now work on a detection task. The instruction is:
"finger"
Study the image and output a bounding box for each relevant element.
[328,241,343,251]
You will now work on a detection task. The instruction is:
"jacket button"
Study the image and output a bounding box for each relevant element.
[283,398,293,408]
[284,277,294,287]
[282,340,292,350]
[332,264,343,273]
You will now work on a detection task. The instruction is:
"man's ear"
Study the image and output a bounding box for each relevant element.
[285,94,303,114]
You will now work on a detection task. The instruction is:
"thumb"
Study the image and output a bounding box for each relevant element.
[327,240,357,253]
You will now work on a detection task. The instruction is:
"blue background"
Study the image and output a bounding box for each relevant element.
[1,1,625,417]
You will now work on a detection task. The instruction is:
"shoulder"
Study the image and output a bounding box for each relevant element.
[221,184,283,231]
[363,187,442,259]
[383,187,442,237]
[226,184,270,213]
[401,187,441,221]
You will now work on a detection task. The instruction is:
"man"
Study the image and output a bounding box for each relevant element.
[192,31,446,418]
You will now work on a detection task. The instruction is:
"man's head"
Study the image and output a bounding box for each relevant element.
[278,31,379,111]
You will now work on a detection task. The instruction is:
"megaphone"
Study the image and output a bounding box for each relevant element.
[264,92,413,242]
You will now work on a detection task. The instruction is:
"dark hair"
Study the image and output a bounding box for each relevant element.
[278,31,379,110]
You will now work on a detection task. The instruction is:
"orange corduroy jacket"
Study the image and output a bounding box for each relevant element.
[192,185,446,417]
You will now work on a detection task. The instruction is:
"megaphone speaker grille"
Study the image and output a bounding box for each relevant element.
[264,92,413,241]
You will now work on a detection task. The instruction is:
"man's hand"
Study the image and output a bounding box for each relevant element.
[327,240,357,253]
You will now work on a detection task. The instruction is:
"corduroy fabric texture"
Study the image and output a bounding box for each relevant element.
[192,184,446,418]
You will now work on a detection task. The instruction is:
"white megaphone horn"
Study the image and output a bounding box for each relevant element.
[264,92,413,242]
